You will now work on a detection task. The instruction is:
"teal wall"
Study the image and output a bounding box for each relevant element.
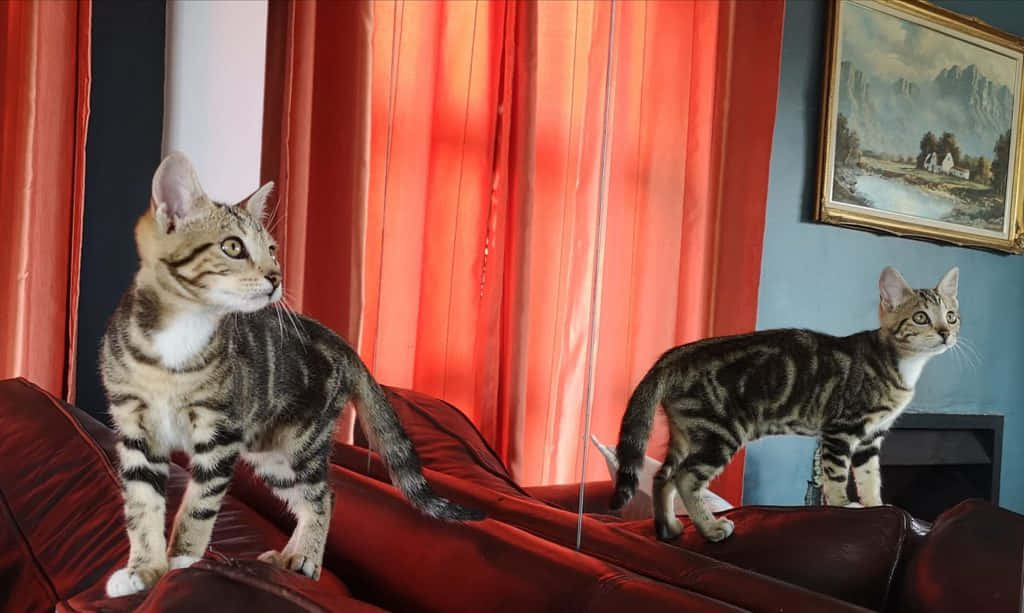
[745,0,1024,513]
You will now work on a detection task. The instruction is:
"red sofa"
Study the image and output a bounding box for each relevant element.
[1,377,1021,612]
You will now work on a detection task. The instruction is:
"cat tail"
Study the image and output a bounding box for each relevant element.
[353,371,486,522]
[609,368,665,510]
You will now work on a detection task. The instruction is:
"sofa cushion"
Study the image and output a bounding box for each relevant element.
[228,459,756,613]
[894,499,1024,613]
[0,378,130,601]
[59,560,385,613]
[618,505,912,611]
[333,384,907,610]
[0,483,59,612]
[324,444,871,613]
[0,378,358,611]
[342,387,527,499]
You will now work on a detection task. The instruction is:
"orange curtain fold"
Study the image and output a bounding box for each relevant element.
[263,0,784,501]
[0,0,90,401]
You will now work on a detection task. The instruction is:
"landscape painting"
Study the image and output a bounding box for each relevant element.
[817,0,1024,253]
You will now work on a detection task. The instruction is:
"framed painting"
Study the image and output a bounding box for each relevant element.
[816,0,1024,253]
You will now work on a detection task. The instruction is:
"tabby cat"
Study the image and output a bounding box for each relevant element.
[610,266,959,542]
[101,152,483,597]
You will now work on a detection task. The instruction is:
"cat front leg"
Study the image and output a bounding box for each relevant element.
[168,416,243,568]
[852,431,885,506]
[819,433,857,507]
[107,428,171,597]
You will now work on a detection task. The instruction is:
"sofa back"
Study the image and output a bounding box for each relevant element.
[337,387,879,612]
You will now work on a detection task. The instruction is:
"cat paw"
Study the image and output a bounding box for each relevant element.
[655,518,684,541]
[698,518,735,542]
[844,501,864,509]
[258,549,321,580]
[105,565,164,597]
[169,555,202,570]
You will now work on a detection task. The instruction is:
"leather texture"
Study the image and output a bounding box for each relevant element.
[893,499,1024,612]
[2,377,1022,612]
[341,386,1024,612]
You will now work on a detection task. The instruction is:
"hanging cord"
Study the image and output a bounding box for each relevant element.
[368,0,406,476]
[374,0,404,375]
[576,0,617,551]
[441,0,481,400]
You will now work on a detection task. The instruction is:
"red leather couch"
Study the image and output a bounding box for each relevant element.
[1,377,1021,612]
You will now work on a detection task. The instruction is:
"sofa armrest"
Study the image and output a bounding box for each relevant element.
[524,480,618,516]
[892,499,1023,612]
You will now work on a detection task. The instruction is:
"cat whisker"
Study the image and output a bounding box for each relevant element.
[263,193,286,229]
[959,337,982,360]
[275,303,285,345]
[955,337,982,369]
[267,210,289,234]
[949,344,967,372]
[950,341,978,372]
[279,298,308,350]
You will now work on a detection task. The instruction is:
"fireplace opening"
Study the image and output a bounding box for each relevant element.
[857,413,1003,522]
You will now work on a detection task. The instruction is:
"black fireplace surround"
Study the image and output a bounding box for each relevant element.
[877,412,1003,522]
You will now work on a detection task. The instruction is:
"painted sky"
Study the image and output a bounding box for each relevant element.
[841,1,1016,88]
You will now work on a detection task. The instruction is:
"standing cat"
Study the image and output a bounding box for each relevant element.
[101,152,483,597]
[610,266,959,542]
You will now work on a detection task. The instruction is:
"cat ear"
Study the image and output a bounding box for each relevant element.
[937,266,959,300]
[237,181,275,223]
[879,266,913,310]
[151,152,207,232]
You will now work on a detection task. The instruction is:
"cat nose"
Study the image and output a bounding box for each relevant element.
[938,329,950,342]
[265,273,281,289]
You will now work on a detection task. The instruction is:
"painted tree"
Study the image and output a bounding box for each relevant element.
[835,113,861,166]
[973,156,992,185]
[936,132,962,168]
[992,130,1011,194]
[917,131,938,168]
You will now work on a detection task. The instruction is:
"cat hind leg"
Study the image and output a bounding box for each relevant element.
[259,481,334,579]
[674,428,738,542]
[653,452,683,540]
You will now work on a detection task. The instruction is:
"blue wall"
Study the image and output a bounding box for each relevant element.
[746,0,1024,513]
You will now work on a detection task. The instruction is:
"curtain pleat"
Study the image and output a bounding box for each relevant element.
[263,0,784,499]
[0,0,90,401]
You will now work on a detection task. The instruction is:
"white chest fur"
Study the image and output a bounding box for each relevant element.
[151,311,219,369]
[898,355,931,389]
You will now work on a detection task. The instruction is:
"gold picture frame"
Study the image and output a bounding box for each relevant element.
[816,0,1024,254]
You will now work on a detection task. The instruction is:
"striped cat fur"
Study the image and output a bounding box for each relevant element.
[610,266,960,542]
[101,153,483,597]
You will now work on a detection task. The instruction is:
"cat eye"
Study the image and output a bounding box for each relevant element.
[221,237,248,259]
[946,311,958,324]
[269,244,278,256]
[912,311,930,325]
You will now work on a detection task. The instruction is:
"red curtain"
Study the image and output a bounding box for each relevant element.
[263,0,783,500]
[0,1,90,401]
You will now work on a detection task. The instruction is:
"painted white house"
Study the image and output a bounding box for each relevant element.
[940,152,954,173]
[950,166,970,180]
[923,151,960,177]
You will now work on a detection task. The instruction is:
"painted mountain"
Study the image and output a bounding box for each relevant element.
[837,60,1014,160]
